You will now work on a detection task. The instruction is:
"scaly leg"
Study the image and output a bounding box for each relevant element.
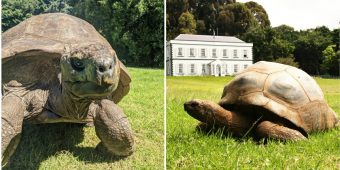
[255,121,307,141]
[94,99,134,157]
[2,95,25,166]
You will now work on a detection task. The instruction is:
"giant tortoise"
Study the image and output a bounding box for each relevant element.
[184,61,339,141]
[2,13,134,165]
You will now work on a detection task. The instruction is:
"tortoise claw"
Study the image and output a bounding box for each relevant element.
[95,142,133,158]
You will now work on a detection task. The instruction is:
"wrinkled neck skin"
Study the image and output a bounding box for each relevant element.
[48,83,95,121]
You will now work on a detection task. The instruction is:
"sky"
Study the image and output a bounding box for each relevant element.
[237,0,340,30]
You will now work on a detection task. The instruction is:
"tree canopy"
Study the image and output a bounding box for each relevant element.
[166,0,270,39]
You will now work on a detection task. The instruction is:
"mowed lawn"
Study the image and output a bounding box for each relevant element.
[4,68,164,170]
[166,76,340,169]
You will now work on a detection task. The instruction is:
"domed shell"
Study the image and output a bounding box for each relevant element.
[2,13,130,103]
[219,61,338,133]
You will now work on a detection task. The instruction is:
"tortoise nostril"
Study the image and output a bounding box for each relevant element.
[98,66,105,72]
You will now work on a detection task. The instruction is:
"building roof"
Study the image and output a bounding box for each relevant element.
[174,34,245,43]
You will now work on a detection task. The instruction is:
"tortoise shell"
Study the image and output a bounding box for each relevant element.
[219,61,338,133]
[2,13,130,103]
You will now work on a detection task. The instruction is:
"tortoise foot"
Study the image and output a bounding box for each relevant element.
[94,99,134,157]
[256,121,307,141]
[2,94,25,166]
[2,134,21,166]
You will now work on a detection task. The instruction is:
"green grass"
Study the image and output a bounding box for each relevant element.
[166,76,340,169]
[5,68,164,170]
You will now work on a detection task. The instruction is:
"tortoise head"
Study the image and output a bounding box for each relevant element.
[60,44,120,99]
[184,99,220,123]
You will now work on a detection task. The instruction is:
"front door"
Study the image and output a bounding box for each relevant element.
[216,65,221,76]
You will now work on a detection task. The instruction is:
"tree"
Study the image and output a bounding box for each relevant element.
[294,29,333,75]
[71,0,114,44]
[196,19,206,34]
[321,45,339,76]
[2,0,73,32]
[2,0,40,31]
[195,0,216,35]
[218,3,255,36]
[274,56,299,68]
[216,9,234,35]
[43,0,72,13]
[331,28,340,51]
[166,0,190,40]
[167,0,270,37]
[272,25,297,41]
[241,26,275,62]
[178,11,196,34]
[124,0,164,67]
[271,38,295,59]
[245,1,270,28]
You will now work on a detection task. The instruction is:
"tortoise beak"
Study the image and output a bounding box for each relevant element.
[96,73,115,86]
[103,77,115,85]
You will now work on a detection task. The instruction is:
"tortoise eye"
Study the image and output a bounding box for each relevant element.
[70,58,85,71]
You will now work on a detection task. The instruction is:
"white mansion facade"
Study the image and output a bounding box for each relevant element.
[166,34,253,76]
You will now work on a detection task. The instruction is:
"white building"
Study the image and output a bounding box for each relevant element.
[166,34,253,76]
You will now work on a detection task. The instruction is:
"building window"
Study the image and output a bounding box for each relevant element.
[178,48,183,56]
[243,50,248,58]
[201,49,206,57]
[212,49,217,58]
[190,48,194,57]
[223,49,227,58]
[225,64,228,73]
[233,49,237,58]
[202,64,206,74]
[234,64,238,73]
[190,64,195,73]
[179,64,183,74]
[244,64,248,69]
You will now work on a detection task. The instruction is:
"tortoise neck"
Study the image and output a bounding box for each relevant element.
[50,84,93,120]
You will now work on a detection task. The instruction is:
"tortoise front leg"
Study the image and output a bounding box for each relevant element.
[93,99,134,157]
[184,99,253,137]
[2,95,25,166]
[255,121,307,141]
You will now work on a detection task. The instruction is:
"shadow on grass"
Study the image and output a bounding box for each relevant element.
[194,122,264,143]
[195,123,240,138]
[195,123,298,145]
[3,123,126,170]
